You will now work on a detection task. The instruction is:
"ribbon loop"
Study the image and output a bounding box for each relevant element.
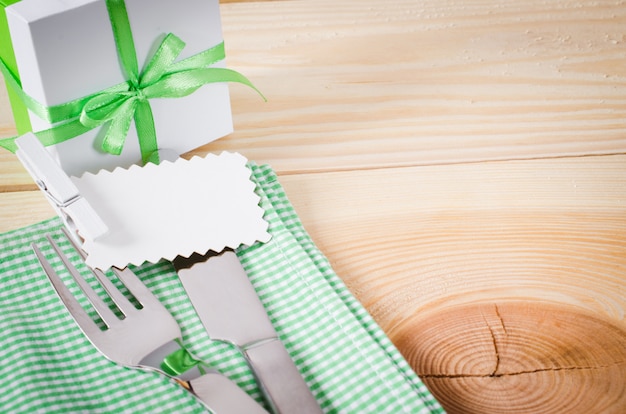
[80,93,132,127]
[140,33,186,87]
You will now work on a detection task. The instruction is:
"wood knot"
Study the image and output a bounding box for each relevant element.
[392,301,626,414]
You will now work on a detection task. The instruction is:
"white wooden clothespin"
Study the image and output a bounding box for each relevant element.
[15,133,108,242]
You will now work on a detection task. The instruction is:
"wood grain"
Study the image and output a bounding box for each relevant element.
[279,154,626,320]
[0,191,54,232]
[203,0,626,171]
[279,154,626,413]
[410,302,626,413]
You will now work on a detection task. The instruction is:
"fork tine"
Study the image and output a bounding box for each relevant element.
[110,266,163,310]
[32,242,103,337]
[93,266,138,317]
[60,228,137,316]
[58,231,163,312]
[45,234,119,328]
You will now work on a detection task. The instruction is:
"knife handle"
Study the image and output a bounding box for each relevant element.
[188,372,269,414]
[243,339,322,414]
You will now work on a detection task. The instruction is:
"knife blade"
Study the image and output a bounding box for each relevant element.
[173,249,322,414]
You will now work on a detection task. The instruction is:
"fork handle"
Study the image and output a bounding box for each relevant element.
[244,339,322,414]
[189,372,269,414]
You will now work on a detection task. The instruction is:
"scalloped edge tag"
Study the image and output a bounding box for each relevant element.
[74,152,271,270]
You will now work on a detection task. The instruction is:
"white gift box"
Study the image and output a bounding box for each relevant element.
[6,0,233,177]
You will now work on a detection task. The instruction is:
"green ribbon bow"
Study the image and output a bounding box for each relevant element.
[0,0,263,164]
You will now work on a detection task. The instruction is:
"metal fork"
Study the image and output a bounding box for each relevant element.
[32,228,267,414]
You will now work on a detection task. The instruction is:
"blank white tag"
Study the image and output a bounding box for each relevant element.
[74,152,271,269]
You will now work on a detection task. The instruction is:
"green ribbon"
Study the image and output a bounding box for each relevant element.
[0,0,263,164]
[160,339,207,377]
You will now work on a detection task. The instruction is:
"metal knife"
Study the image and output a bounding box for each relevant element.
[173,249,322,414]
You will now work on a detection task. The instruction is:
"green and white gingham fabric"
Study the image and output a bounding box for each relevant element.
[0,164,443,413]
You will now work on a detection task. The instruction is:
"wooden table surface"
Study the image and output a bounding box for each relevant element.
[1,0,625,412]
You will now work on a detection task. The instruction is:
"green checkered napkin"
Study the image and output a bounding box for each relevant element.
[0,164,443,413]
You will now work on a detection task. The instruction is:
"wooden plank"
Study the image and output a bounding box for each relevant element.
[277,154,626,413]
[278,154,626,324]
[200,0,626,170]
[0,190,54,232]
[1,0,625,189]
